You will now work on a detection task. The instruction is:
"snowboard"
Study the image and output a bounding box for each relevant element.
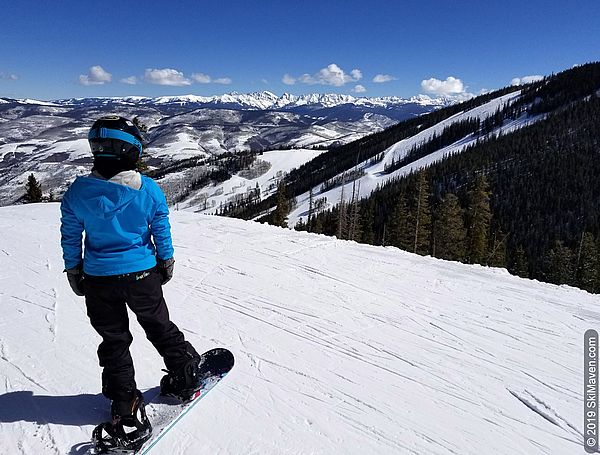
[89,348,235,454]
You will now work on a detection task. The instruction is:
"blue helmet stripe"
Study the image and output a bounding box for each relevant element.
[88,127,143,154]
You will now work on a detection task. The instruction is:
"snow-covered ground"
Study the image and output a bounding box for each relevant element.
[0,203,595,454]
[177,149,325,213]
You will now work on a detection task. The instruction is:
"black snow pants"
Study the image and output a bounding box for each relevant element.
[84,267,198,402]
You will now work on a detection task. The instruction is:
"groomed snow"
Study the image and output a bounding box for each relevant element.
[0,204,594,454]
[288,91,527,227]
[181,149,325,213]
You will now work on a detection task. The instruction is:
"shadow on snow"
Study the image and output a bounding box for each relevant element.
[0,390,107,426]
[0,388,161,454]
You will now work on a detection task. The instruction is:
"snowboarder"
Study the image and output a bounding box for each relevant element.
[60,115,204,446]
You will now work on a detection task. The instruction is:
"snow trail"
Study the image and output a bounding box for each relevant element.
[0,203,596,454]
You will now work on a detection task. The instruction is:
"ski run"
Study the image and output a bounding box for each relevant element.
[0,203,595,454]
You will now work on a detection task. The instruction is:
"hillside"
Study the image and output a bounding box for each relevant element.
[223,62,600,293]
[169,148,325,212]
[0,203,594,454]
[230,63,599,228]
[180,90,525,216]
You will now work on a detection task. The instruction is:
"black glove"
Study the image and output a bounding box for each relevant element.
[65,265,85,296]
[157,257,175,285]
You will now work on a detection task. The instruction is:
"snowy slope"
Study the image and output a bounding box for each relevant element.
[180,92,526,219]
[0,203,595,454]
[287,91,531,226]
[176,148,325,213]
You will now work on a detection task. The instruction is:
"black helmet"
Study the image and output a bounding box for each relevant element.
[88,115,143,160]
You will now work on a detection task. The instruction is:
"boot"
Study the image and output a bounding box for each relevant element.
[111,389,149,428]
[160,356,204,401]
[93,390,152,452]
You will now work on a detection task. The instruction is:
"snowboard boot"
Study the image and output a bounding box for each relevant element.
[111,389,150,427]
[160,356,205,402]
[92,390,152,452]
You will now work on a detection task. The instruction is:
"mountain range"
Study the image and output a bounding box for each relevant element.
[0,92,447,205]
[50,91,447,112]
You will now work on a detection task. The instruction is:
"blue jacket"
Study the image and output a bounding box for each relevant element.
[60,174,174,276]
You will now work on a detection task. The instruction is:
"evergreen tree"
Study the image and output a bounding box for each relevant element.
[387,192,411,249]
[307,187,315,232]
[360,199,375,244]
[511,246,530,278]
[546,240,575,285]
[272,182,289,227]
[313,217,323,234]
[434,193,466,261]
[25,173,43,203]
[337,178,347,239]
[466,175,492,264]
[347,180,362,241]
[488,229,508,267]
[412,170,432,255]
[577,232,598,292]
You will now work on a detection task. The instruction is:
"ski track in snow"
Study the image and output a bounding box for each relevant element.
[508,389,581,442]
[0,204,598,454]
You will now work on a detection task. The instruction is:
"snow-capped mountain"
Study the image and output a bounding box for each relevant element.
[50,91,448,113]
[0,203,590,454]
[0,92,446,205]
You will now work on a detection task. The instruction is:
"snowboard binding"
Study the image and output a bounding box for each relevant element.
[160,348,235,402]
[92,391,152,454]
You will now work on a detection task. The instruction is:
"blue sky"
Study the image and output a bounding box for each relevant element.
[1,0,599,100]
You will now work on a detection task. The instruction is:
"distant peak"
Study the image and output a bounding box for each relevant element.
[48,91,450,110]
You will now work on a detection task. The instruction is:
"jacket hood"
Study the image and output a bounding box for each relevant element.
[109,170,142,190]
[74,176,142,220]
[90,169,142,190]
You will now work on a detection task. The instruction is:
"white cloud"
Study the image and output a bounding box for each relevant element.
[0,72,18,81]
[282,74,296,85]
[350,69,363,81]
[289,63,363,87]
[213,77,232,85]
[373,74,396,83]
[298,74,315,84]
[79,65,112,86]
[144,68,191,86]
[511,75,544,86]
[191,73,211,83]
[352,84,366,93]
[421,76,465,96]
[191,73,232,85]
[120,76,138,85]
